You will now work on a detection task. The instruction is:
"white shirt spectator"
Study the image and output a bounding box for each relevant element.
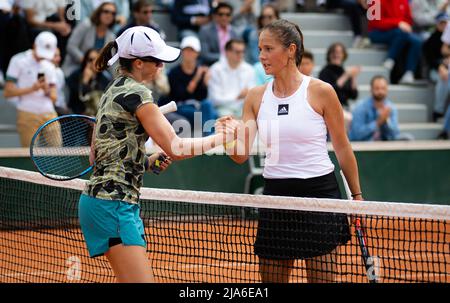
[208,56,255,117]
[21,0,66,23]
[6,50,57,114]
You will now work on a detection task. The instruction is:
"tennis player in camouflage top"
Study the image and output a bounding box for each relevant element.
[78,26,238,283]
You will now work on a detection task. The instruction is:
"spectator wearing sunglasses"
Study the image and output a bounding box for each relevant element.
[66,48,112,116]
[62,2,117,77]
[117,0,165,39]
[198,2,239,66]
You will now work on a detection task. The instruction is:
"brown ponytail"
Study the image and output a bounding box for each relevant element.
[263,19,305,67]
[94,41,117,72]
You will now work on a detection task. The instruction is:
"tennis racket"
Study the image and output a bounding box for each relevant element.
[340,170,378,283]
[30,101,178,181]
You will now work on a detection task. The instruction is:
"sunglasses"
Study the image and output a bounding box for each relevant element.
[261,15,275,19]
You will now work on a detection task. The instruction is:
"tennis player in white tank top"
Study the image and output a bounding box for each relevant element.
[222,20,364,283]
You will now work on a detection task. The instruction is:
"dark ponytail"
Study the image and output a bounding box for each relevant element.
[95,41,117,72]
[263,19,305,66]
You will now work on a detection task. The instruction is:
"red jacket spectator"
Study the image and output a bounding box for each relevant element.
[368,0,413,32]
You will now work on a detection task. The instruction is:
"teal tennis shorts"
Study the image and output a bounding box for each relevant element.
[78,194,146,258]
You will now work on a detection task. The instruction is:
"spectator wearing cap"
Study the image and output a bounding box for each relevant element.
[3,31,59,147]
[62,2,117,77]
[117,0,165,39]
[410,0,449,34]
[426,13,450,121]
[198,2,239,66]
[168,35,217,136]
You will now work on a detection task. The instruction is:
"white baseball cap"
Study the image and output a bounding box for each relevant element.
[180,36,201,52]
[108,26,180,66]
[34,31,58,61]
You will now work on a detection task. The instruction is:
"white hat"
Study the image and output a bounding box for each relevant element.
[34,31,58,61]
[180,36,201,52]
[108,26,180,66]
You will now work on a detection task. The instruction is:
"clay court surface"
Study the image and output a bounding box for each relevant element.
[1,218,448,283]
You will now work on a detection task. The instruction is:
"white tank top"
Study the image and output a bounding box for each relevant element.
[257,76,335,179]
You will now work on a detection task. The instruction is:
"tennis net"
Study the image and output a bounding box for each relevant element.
[0,166,448,283]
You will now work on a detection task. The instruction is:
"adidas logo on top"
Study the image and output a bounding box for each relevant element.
[278,104,289,116]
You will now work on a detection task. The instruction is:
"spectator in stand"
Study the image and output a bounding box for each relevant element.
[199,2,239,66]
[78,0,130,28]
[245,3,280,65]
[229,0,257,38]
[62,2,116,77]
[208,39,255,118]
[368,0,422,85]
[21,0,72,60]
[299,50,314,76]
[117,0,165,39]
[319,43,360,109]
[349,76,411,141]
[168,36,217,136]
[66,48,111,116]
[423,13,450,122]
[433,20,450,122]
[410,0,449,37]
[171,0,213,40]
[3,32,59,147]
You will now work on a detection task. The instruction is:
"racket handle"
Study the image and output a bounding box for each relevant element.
[159,101,177,115]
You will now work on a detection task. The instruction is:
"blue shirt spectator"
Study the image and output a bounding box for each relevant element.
[349,76,400,141]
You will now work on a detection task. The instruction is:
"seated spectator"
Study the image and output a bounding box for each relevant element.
[66,48,111,116]
[349,76,412,141]
[168,36,218,136]
[410,0,449,37]
[171,0,213,40]
[299,50,315,76]
[117,0,165,39]
[78,0,130,28]
[199,2,239,66]
[368,0,422,85]
[208,39,255,118]
[433,20,450,122]
[244,3,280,64]
[3,32,59,147]
[62,2,116,77]
[52,47,70,116]
[21,0,72,60]
[319,42,360,109]
[229,0,257,38]
[423,12,449,84]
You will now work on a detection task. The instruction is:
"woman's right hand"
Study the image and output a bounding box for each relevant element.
[215,116,240,144]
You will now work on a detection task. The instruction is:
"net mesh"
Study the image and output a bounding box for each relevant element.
[0,166,449,283]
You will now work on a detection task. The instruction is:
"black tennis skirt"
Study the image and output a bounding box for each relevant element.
[254,172,351,260]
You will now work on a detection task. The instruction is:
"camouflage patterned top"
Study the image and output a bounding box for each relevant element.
[83,76,153,204]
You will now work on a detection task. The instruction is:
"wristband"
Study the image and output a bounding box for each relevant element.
[351,192,363,198]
